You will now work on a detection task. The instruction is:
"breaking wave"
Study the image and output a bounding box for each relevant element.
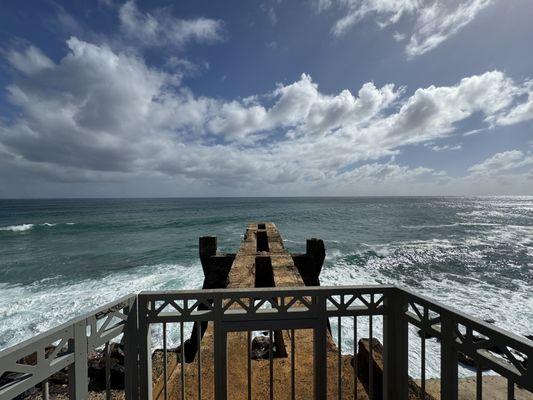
[0,224,34,232]
[322,239,533,378]
[0,262,204,351]
[0,222,76,232]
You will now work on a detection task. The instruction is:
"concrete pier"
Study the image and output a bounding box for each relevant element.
[153,222,367,399]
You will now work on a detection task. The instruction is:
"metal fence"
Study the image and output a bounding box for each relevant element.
[1,286,532,400]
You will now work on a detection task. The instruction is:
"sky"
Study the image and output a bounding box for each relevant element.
[0,0,532,197]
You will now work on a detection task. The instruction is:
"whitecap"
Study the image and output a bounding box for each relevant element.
[401,223,459,229]
[0,224,34,232]
[320,246,533,378]
[0,262,204,351]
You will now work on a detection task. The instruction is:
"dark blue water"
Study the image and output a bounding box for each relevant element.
[1,197,532,375]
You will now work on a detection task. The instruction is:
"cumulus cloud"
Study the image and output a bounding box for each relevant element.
[2,37,533,194]
[365,71,520,147]
[316,0,493,57]
[118,0,224,48]
[497,92,533,126]
[207,74,399,141]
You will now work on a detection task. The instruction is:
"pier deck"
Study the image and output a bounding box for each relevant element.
[153,222,366,399]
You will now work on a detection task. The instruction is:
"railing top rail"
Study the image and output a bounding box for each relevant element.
[138,284,397,297]
[399,286,533,350]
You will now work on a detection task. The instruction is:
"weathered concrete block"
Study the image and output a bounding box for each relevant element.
[357,338,436,400]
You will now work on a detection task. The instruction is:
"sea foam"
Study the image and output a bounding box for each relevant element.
[0,262,204,352]
[0,222,76,232]
[0,224,34,232]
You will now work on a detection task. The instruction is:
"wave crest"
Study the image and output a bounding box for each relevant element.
[0,224,34,232]
[0,222,76,232]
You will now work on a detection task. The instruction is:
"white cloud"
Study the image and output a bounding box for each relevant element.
[337,162,437,183]
[469,150,533,175]
[393,31,406,42]
[316,0,494,57]
[261,3,278,25]
[207,74,399,141]
[366,71,520,147]
[430,144,462,152]
[406,0,492,57]
[7,46,54,75]
[118,0,224,48]
[2,38,533,195]
[497,92,533,126]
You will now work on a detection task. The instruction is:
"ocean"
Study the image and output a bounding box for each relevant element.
[0,197,532,378]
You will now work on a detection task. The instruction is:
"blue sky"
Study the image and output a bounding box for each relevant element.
[0,0,532,197]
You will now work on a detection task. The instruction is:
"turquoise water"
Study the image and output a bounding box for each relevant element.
[1,197,532,376]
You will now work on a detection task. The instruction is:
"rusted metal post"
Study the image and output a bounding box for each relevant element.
[292,238,325,286]
[200,236,217,276]
[307,238,325,282]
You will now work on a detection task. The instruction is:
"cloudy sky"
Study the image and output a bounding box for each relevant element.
[0,0,532,197]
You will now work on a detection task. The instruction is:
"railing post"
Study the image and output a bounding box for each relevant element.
[138,296,153,400]
[441,313,458,400]
[124,296,139,400]
[383,288,408,400]
[313,293,327,400]
[68,320,89,399]
[214,295,227,400]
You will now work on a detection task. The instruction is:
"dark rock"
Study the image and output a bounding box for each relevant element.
[48,370,69,385]
[0,372,33,391]
[356,338,437,400]
[87,343,126,390]
[175,339,197,363]
[484,318,496,324]
[357,338,384,399]
[251,335,272,360]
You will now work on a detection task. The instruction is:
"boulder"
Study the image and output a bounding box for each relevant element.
[251,335,271,360]
[175,338,197,363]
[356,338,437,400]
[87,342,126,390]
[356,338,384,398]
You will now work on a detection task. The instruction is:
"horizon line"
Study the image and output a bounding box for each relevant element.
[1,194,533,201]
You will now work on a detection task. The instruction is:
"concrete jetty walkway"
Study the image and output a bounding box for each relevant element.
[153,222,367,399]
